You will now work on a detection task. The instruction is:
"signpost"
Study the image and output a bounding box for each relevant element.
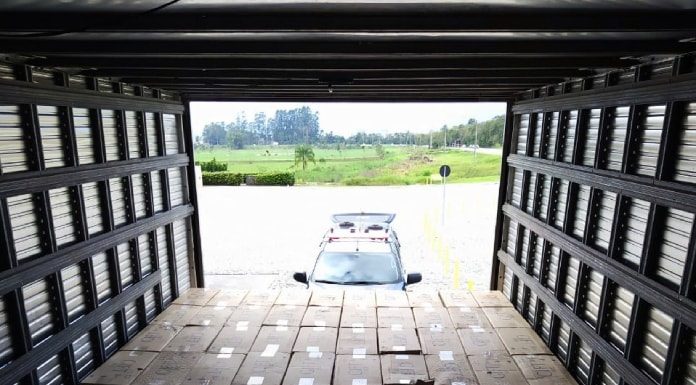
[439,165,451,225]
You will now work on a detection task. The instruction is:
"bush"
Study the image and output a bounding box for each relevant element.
[202,171,243,186]
[255,172,295,186]
[198,158,228,172]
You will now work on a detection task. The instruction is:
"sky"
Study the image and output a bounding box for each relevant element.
[190,102,506,138]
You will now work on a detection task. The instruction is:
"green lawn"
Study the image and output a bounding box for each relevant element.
[195,145,501,185]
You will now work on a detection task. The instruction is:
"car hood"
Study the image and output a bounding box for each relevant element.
[308,281,404,291]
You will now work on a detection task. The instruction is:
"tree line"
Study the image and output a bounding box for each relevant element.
[197,106,504,149]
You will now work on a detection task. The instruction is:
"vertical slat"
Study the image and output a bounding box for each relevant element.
[182,101,204,287]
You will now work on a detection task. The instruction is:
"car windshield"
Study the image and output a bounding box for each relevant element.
[312,251,400,285]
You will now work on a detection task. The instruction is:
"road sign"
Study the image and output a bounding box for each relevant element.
[439,165,451,178]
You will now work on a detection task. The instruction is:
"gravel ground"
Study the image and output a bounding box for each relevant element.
[200,182,499,291]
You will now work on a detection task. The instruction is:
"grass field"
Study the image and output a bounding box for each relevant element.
[195,145,501,185]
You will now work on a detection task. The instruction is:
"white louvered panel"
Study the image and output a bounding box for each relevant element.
[37,105,66,168]
[126,111,141,158]
[532,113,543,157]
[502,266,513,299]
[556,319,571,363]
[531,236,543,279]
[168,167,186,207]
[515,279,525,310]
[519,227,530,269]
[69,75,89,89]
[109,178,128,227]
[163,113,181,155]
[73,107,95,165]
[516,113,529,155]
[675,102,696,184]
[0,297,14,367]
[583,269,603,329]
[618,198,649,269]
[98,79,114,93]
[634,104,665,176]
[572,185,592,240]
[526,291,537,323]
[92,252,112,305]
[156,227,172,305]
[122,84,135,96]
[23,278,55,346]
[564,256,580,308]
[576,338,593,385]
[505,219,518,256]
[562,110,578,163]
[540,304,552,343]
[639,306,673,383]
[684,333,696,385]
[599,362,621,385]
[616,68,635,85]
[139,234,152,277]
[49,187,76,248]
[591,74,606,89]
[144,287,157,322]
[31,69,56,86]
[608,286,634,354]
[591,190,616,253]
[117,242,134,289]
[583,108,602,167]
[146,112,159,156]
[7,194,42,261]
[72,332,94,380]
[174,219,191,291]
[0,64,14,80]
[605,106,629,171]
[101,315,119,358]
[553,179,570,230]
[82,182,104,236]
[538,175,551,221]
[546,112,559,160]
[125,300,139,338]
[526,171,537,215]
[101,110,121,162]
[36,354,62,385]
[546,245,561,290]
[151,171,164,213]
[0,105,29,173]
[61,264,86,324]
[655,208,694,288]
[511,167,523,208]
[131,174,147,219]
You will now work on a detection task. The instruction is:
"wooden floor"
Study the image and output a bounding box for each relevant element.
[82,288,576,385]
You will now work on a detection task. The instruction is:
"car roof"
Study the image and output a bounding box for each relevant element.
[322,240,393,253]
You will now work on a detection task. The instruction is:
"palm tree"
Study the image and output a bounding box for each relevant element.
[295,144,316,171]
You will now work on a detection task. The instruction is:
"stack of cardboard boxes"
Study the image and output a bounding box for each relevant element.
[83,288,576,385]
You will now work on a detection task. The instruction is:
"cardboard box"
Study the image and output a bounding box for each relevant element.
[412,307,455,329]
[250,325,300,354]
[122,323,181,352]
[513,355,576,385]
[473,291,513,308]
[482,307,528,328]
[380,354,429,385]
[407,291,443,307]
[375,290,409,307]
[309,290,344,307]
[343,290,376,308]
[336,327,378,355]
[447,307,492,329]
[82,351,157,385]
[187,306,235,326]
[232,352,290,385]
[496,328,551,355]
[282,352,336,385]
[244,290,280,306]
[340,306,377,328]
[276,288,312,306]
[377,307,416,329]
[174,288,220,306]
[208,325,261,355]
[377,328,421,354]
[209,289,248,307]
[469,353,528,385]
[334,355,382,385]
[424,353,478,385]
[264,305,307,327]
[162,326,221,352]
[302,306,341,328]
[180,353,245,385]
[293,326,338,353]
[439,290,478,308]
[153,304,200,326]
[131,351,202,385]
[417,327,465,355]
[227,305,271,328]
[457,328,507,356]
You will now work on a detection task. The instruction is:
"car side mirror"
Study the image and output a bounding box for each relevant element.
[406,273,422,285]
[293,271,308,284]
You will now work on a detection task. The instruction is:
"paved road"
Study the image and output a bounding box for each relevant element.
[200,182,500,291]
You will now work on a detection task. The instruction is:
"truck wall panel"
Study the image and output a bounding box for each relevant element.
[675,102,696,184]
[634,104,665,176]
[0,105,29,174]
